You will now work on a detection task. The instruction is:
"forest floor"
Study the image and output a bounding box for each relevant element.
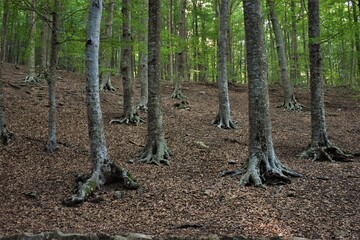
[0,63,359,240]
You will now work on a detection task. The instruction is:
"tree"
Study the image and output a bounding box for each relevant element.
[212,0,236,129]
[24,0,37,82]
[224,0,301,186]
[137,0,171,166]
[299,0,353,162]
[63,0,138,206]
[0,63,14,146]
[137,0,149,111]
[46,0,60,153]
[171,0,187,99]
[100,0,116,91]
[110,0,142,124]
[1,0,10,62]
[267,0,302,111]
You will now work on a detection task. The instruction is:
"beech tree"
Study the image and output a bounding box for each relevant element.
[24,0,37,83]
[267,0,302,111]
[0,63,14,146]
[110,0,142,124]
[1,0,9,62]
[137,0,171,166]
[224,0,301,186]
[212,0,236,129]
[63,0,138,206]
[299,0,352,162]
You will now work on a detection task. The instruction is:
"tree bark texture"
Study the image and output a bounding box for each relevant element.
[171,0,187,99]
[267,0,302,111]
[1,0,9,62]
[100,0,116,92]
[46,0,60,153]
[63,0,138,206]
[224,0,301,186]
[137,0,171,166]
[299,0,352,162]
[138,0,149,110]
[0,62,14,146]
[39,18,49,78]
[24,0,37,82]
[213,0,236,129]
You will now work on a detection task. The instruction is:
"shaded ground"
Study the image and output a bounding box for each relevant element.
[0,63,359,239]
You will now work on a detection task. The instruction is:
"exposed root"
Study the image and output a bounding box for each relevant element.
[45,140,58,154]
[223,154,302,187]
[110,112,144,125]
[0,127,14,146]
[100,81,116,92]
[278,96,304,111]
[137,103,148,112]
[212,114,237,129]
[24,75,39,83]
[63,162,139,206]
[299,144,353,162]
[136,139,171,166]
[173,100,190,110]
[171,89,187,99]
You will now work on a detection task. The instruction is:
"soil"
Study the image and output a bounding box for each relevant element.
[0,63,359,240]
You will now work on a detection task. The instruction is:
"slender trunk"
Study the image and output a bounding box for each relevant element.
[25,0,37,82]
[290,0,299,84]
[138,0,148,110]
[1,0,9,62]
[352,0,360,86]
[300,0,309,84]
[0,62,13,146]
[46,0,60,153]
[39,18,49,78]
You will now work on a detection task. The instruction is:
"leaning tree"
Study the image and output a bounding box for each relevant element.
[63,0,138,206]
[136,0,171,166]
[224,0,302,186]
[299,0,352,161]
[212,0,237,129]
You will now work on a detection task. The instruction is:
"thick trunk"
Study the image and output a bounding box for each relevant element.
[171,0,187,99]
[63,0,138,206]
[138,0,149,110]
[300,0,352,162]
[213,0,236,129]
[100,0,115,92]
[46,0,59,153]
[24,0,37,82]
[352,0,360,85]
[267,0,302,111]
[223,0,301,186]
[138,0,170,166]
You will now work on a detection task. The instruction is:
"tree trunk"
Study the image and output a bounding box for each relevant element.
[290,0,300,84]
[352,0,360,86]
[213,0,236,129]
[1,0,9,63]
[0,62,14,146]
[224,0,301,186]
[110,0,142,124]
[24,0,37,82]
[267,0,302,111]
[63,0,139,206]
[137,0,171,166]
[300,0,352,162]
[100,0,116,91]
[38,18,49,80]
[46,0,60,153]
[171,0,187,99]
[138,0,149,111]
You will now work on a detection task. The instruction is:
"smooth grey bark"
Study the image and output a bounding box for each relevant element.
[100,0,116,92]
[171,0,187,99]
[137,0,149,111]
[46,0,59,153]
[110,0,142,124]
[267,0,302,111]
[212,0,236,129]
[137,0,171,166]
[352,0,360,85]
[1,0,9,62]
[300,0,352,162]
[38,18,49,79]
[224,0,301,186]
[0,62,14,146]
[290,0,300,83]
[63,0,138,206]
[24,0,37,83]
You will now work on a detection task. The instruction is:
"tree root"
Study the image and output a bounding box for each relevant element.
[299,144,353,162]
[212,114,237,129]
[137,103,148,112]
[173,100,190,110]
[222,154,302,187]
[109,112,144,125]
[0,127,14,146]
[136,139,171,166]
[24,75,39,83]
[278,96,304,111]
[171,89,187,99]
[63,162,139,206]
[46,140,58,154]
[100,82,116,92]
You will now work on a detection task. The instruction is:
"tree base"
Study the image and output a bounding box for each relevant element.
[137,102,148,112]
[63,162,139,206]
[110,112,144,125]
[171,89,187,99]
[1,127,14,146]
[299,144,353,162]
[46,140,58,154]
[24,75,39,83]
[278,97,303,111]
[136,139,171,166]
[212,114,237,129]
[222,153,302,187]
[100,82,116,92]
